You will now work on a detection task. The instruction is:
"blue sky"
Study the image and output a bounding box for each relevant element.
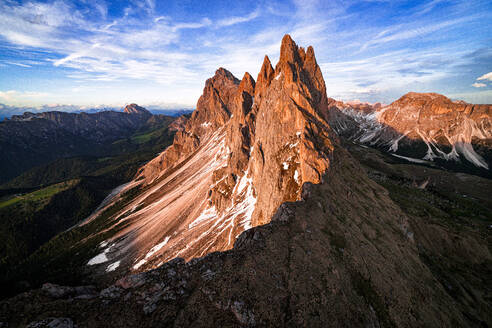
[0,0,491,109]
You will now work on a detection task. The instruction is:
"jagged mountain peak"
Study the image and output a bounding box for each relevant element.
[239,72,255,95]
[329,91,492,173]
[255,55,275,98]
[279,34,298,63]
[187,67,240,134]
[214,67,238,81]
[81,35,335,273]
[206,67,241,96]
[270,35,329,123]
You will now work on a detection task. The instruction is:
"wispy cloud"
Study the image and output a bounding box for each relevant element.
[360,16,475,51]
[415,0,450,16]
[173,18,212,31]
[0,90,50,105]
[5,61,31,68]
[216,9,260,27]
[477,72,492,81]
[472,82,487,88]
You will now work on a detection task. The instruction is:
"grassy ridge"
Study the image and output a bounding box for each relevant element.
[0,180,77,210]
[0,183,143,299]
[1,121,176,189]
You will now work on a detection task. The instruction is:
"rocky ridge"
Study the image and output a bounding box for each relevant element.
[0,105,171,183]
[328,93,492,175]
[2,144,485,327]
[78,35,338,274]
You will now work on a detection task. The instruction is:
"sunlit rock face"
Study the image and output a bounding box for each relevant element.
[123,103,151,115]
[328,92,492,173]
[84,35,336,273]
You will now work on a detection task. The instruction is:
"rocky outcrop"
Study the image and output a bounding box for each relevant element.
[79,35,338,273]
[210,34,335,227]
[137,68,239,184]
[329,93,492,175]
[123,103,151,115]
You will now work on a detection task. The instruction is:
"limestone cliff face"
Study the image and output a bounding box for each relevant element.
[210,34,335,227]
[82,35,338,273]
[137,68,239,184]
[379,93,492,161]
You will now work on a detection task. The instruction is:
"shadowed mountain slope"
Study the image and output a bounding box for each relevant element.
[0,105,174,184]
[2,145,486,327]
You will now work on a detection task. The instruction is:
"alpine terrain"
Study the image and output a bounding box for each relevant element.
[328,93,492,177]
[0,104,187,184]
[0,35,491,328]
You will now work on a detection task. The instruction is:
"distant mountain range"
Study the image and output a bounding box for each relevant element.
[0,104,188,184]
[328,92,492,177]
[0,103,193,120]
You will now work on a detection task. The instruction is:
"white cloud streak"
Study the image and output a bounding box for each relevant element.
[216,9,260,27]
[477,72,492,81]
[360,16,475,51]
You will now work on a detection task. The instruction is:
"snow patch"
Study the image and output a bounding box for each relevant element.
[389,133,407,152]
[391,154,428,164]
[239,182,257,231]
[87,253,108,266]
[455,141,488,169]
[289,141,299,149]
[282,162,289,170]
[189,206,217,228]
[106,261,120,272]
[416,129,437,161]
[294,170,299,183]
[133,259,147,270]
[275,72,282,80]
[87,243,114,265]
[236,170,252,194]
[145,236,171,259]
[182,171,258,257]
